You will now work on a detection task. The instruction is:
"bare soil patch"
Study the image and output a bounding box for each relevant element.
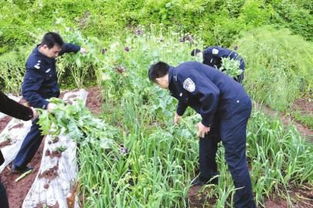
[254,102,313,141]
[1,141,44,208]
[292,98,313,116]
[0,116,12,132]
[86,86,103,115]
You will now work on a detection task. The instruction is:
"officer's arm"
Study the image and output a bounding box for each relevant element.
[197,82,220,127]
[203,47,223,68]
[0,91,33,121]
[182,75,220,127]
[226,49,239,60]
[176,101,188,116]
[202,49,214,67]
[59,43,81,55]
[22,69,49,109]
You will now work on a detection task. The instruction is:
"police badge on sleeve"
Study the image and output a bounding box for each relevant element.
[212,48,219,55]
[183,78,196,92]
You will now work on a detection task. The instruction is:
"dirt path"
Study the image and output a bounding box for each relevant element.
[292,98,313,116]
[1,142,44,208]
[188,184,313,208]
[253,101,313,141]
[0,116,12,132]
[0,88,102,208]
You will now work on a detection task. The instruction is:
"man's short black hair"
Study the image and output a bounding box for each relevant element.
[148,61,170,82]
[190,48,202,56]
[40,32,64,49]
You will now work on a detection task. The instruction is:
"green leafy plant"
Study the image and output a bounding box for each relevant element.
[37,97,117,149]
[58,30,103,88]
[220,57,243,78]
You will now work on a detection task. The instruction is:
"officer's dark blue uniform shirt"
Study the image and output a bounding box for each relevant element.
[22,43,80,109]
[169,62,250,127]
[203,46,245,71]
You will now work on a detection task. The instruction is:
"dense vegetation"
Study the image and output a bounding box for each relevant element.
[1,0,312,54]
[1,0,313,207]
[76,33,313,207]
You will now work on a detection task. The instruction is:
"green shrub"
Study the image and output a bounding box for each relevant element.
[269,0,313,41]
[0,47,31,93]
[57,30,103,88]
[234,26,313,110]
[1,0,311,55]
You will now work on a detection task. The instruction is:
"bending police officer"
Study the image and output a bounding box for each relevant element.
[191,46,245,83]
[11,32,87,173]
[148,61,255,208]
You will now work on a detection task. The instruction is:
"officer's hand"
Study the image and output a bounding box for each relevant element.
[47,103,57,113]
[197,122,210,138]
[174,113,182,125]
[80,48,87,54]
[31,107,38,120]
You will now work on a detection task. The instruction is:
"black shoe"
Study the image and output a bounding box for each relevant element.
[11,165,33,174]
[191,175,219,186]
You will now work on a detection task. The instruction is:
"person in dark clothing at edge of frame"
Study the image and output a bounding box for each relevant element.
[191,46,245,83]
[0,91,37,208]
[11,32,87,174]
[148,61,256,208]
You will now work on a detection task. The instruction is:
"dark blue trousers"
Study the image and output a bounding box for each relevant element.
[199,98,255,208]
[13,118,43,169]
[0,182,9,208]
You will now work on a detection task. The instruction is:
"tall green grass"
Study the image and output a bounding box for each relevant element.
[235,26,313,111]
[248,112,313,205]
[0,46,31,93]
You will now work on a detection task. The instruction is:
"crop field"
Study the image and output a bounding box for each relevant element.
[0,1,312,208]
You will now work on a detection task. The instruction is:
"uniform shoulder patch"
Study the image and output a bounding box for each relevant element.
[34,64,40,69]
[28,58,41,70]
[183,78,196,93]
[34,59,41,69]
[212,48,219,55]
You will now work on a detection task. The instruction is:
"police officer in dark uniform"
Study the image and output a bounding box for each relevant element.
[148,61,255,208]
[191,46,245,83]
[11,32,87,173]
[0,91,36,208]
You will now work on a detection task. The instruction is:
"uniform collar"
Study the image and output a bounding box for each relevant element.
[33,45,54,60]
[168,66,176,92]
[169,66,183,99]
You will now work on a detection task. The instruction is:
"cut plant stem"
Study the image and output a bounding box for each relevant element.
[15,169,33,182]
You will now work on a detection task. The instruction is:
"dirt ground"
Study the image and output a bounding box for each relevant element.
[253,101,313,141]
[0,116,12,133]
[188,184,313,208]
[292,98,313,116]
[85,86,103,115]
[188,185,218,208]
[1,141,44,208]
[0,88,103,208]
